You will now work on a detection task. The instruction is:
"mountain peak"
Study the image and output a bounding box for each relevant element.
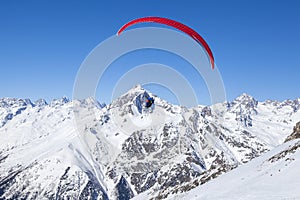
[110,85,151,110]
[0,97,33,108]
[49,97,70,107]
[128,84,146,94]
[78,97,106,108]
[232,93,258,108]
[134,84,142,89]
[34,99,48,107]
[235,93,256,102]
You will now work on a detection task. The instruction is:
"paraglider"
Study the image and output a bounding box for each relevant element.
[117,16,215,70]
[145,97,154,108]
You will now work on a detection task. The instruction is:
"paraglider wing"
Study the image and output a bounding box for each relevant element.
[117,17,215,70]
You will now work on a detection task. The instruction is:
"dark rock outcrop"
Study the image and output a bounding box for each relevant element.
[285,122,300,142]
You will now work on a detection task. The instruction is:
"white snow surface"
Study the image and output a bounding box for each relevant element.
[172,139,300,200]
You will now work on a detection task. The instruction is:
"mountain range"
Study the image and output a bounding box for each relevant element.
[0,85,299,199]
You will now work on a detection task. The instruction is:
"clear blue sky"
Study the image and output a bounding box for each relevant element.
[1,0,299,105]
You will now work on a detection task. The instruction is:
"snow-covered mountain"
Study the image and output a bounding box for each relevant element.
[0,86,299,199]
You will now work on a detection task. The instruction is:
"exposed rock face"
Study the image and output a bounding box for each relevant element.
[285,122,300,142]
[268,141,300,163]
[116,176,134,200]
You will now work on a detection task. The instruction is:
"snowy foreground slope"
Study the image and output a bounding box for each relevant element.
[0,86,299,199]
[170,139,300,200]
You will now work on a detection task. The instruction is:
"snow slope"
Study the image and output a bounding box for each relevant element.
[172,139,300,200]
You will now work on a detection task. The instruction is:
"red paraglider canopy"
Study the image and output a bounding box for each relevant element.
[117,16,215,70]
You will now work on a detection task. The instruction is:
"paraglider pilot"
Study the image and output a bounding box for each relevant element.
[145,97,154,108]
